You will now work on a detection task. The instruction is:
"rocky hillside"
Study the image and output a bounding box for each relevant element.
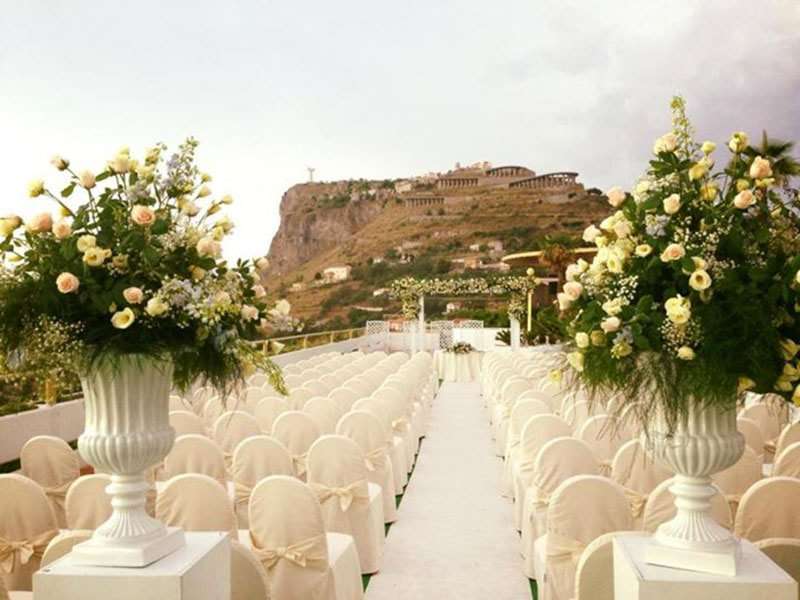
[265,176,610,327]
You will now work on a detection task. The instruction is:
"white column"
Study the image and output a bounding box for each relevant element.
[510,318,521,351]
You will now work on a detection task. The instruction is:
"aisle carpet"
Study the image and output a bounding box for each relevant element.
[366,381,531,599]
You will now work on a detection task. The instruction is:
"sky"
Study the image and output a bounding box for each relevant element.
[1,0,798,260]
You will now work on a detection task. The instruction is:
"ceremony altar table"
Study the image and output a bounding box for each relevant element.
[433,350,482,382]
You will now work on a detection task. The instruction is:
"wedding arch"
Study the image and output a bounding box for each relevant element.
[387,274,541,351]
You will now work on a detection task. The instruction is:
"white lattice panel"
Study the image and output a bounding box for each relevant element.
[431,320,454,350]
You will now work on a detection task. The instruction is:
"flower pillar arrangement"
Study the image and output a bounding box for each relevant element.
[556,98,800,576]
[0,139,286,567]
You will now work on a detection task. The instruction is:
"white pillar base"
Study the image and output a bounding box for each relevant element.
[645,537,738,577]
[70,527,185,567]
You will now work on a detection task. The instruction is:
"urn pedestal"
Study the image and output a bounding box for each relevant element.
[72,355,185,567]
[645,401,744,576]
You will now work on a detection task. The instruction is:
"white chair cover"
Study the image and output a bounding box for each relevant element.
[202,396,226,426]
[336,411,397,523]
[373,388,416,469]
[712,446,762,517]
[328,388,359,417]
[573,531,645,600]
[19,436,79,528]
[501,399,551,497]
[537,475,633,600]
[169,410,207,437]
[249,476,362,600]
[304,398,340,435]
[0,474,58,592]
[156,474,237,539]
[307,436,384,574]
[65,474,112,530]
[164,434,227,485]
[272,411,321,480]
[775,422,800,464]
[232,435,294,528]
[734,476,800,542]
[642,477,732,533]
[254,396,290,434]
[611,440,672,524]
[740,400,789,460]
[41,530,92,567]
[774,441,800,478]
[521,437,598,579]
[577,415,630,475]
[289,387,315,410]
[352,398,408,492]
[737,416,765,458]
[753,538,800,590]
[230,539,271,600]
[213,411,261,468]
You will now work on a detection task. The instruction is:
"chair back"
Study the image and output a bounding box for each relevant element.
[0,474,59,591]
[574,531,643,600]
[271,411,321,478]
[336,411,390,472]
[288,387,314,411]
[775,422,800,460]
[41,530,92,567]
[734,476,800,541]
[156,474,236,538]
[753,538,800,590]
[65,474,113,530]
[737,416,765,458]
[169,410,206,437]
[774,441,800,478]
[164,434,227,485]
[249,476,333,600]
[20,436,79,528]
[712,446,762,516]
[565,400,604,432]
[232,435,294,526]
[328,388,359,416]
[509,400,551,443]
[643,477,732,533]
[212,411,260,461]
[202,396,225,426]
[518,415,572,472]
[253,396,289,434]
[611,440,672,495]
[577,415,630,473]
[303,397,339,434]
[740,401,788,444]
[230,540,271,600]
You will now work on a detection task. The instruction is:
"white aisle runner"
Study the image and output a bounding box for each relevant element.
[366,381,530,600]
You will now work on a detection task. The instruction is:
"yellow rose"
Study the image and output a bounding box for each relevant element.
[197,185,212,198]
[736,179,750,192]
[220,194,233,205]
[689,269,712,291]
[635,244,652,257]
[688,162,708,181]
[699,183,718,201]
[575,332,590,349]
[190,266,206,281]
[701,141,716,155]
[793,384,800,407]
[738,377,756,393]
[27,179,45,198]
[728,131,749,153]
[200,173,212,183]
[749,156,773,180]
[83,247,110,267]
[76,234,96,252]
[110,308,135,329]
[0,217,21,237]
[677,346,695,360]
[611,340,633,358]
[780,339,800,361]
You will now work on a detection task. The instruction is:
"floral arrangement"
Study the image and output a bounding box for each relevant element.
[0,139,286,395]
[507,296,527,323]
[447,341,475,354]
[557,97,800,428]
[389,274,539,320]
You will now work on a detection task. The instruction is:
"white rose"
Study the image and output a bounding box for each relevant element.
[582,224,601,243]
[76,234,96,252]
[240,304,259,321]
[660,243,686,263]
[56,272,80,294]
[563,281,583,301]
[600,316,621,334]
[251,284,266,298]
[78,170,96,189]
[557,292,572,311]
[607,255,623,274]
[653,132,678,154]
[701,141,716,155]
[145,297,169,317]
[606,186,626,208]
[565,263,582,282]
[733,189,755,209]
[575,332,590,349]
[51,219,72,240]
[123,287,144,304]
[50,155,69,170]
[663,193,681,215]
[273,299,291,315]
[635,244,652,257]
[196,237,221,258]
[749,156,773,180]
[111,308,135,330]
[26,212,53,233]
[602,298,624,316]
[728,131,749,153]
[181,201,200,216]
[689,269,712,291]
[613,220,631,239]
[665,295,691,325]
[131,205,156,227]
[109,154,130,174]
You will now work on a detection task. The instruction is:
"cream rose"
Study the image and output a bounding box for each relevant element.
[27,179,45,198]
[50,155,69,170]
[251,284,266,298]
[181,201,200,217]
[677,346,696,360]
[663,193,681,215]
[701,141,716,155]
[56,272,80,294]
[733,189,755,209]
[273,299,291,315]
[575,332,590,349]
[688,162,708,181]
[131,205,156,227]
[563,281,583,301]
[749,156,773,180]
[566,351,584,372]
[689,269,712,291]
[109,154,130,174]
[78,170,96,189]
[111,308,135,330]
[220,194,233,205]
[145,297,169,317]
[635,244,652,257]
[660,243,686,263]
[0,218,20,238]
[240,304,259,321]
[613,220,632,239]
[197,185,212,198]
[196,237,221,258]
[83,247,111,267]
[123,287,144,304]
[582,224,601,243]
[256,257,270,272]
[51,219,72,240]
[728,132,749,153]
[557,292,572,311]
[77,234,96,252]
[602,298,624,316]
[653,132,678,154]
[665,295,691,325]
[606,186,626,208]
[600,316,621,334]
[26,212,53,233]
[607,255,624,274]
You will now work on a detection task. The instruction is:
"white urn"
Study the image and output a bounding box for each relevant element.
[645,399,744,576]
[71,355,185,567]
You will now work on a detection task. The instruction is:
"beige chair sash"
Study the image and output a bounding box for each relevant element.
[598,460,612,477]
[0,529,58,573]
[546,531,586,565]
[249,533,327,570]
[310,479,369,512]
[529,486,551,511]
[623,487,647,518]
[292,452,308,477]
[364,447,388,472]
[234,481,254,508]
[44,480,71,502]
[725,493,742,516]
[764,440,777,454]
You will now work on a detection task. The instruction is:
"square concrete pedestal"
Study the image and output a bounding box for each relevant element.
[614,535,797,600]
[34,532,230,600]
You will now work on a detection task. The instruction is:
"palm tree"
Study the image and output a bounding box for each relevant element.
[745,131,800,187]
[540,234,576,287]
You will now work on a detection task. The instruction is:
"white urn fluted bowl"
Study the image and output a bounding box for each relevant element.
[645,399,744,576]
[71,355,185,567]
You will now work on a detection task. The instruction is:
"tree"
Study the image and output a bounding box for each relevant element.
[744,131,800,189]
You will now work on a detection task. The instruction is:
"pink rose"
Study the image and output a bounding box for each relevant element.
[51,219,72,240]
[131,205,156,227]
[26,212,53,234]
[56,272,80,294]
[123,287,144,304]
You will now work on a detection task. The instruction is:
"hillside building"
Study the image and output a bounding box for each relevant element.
[322,265,352,283]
